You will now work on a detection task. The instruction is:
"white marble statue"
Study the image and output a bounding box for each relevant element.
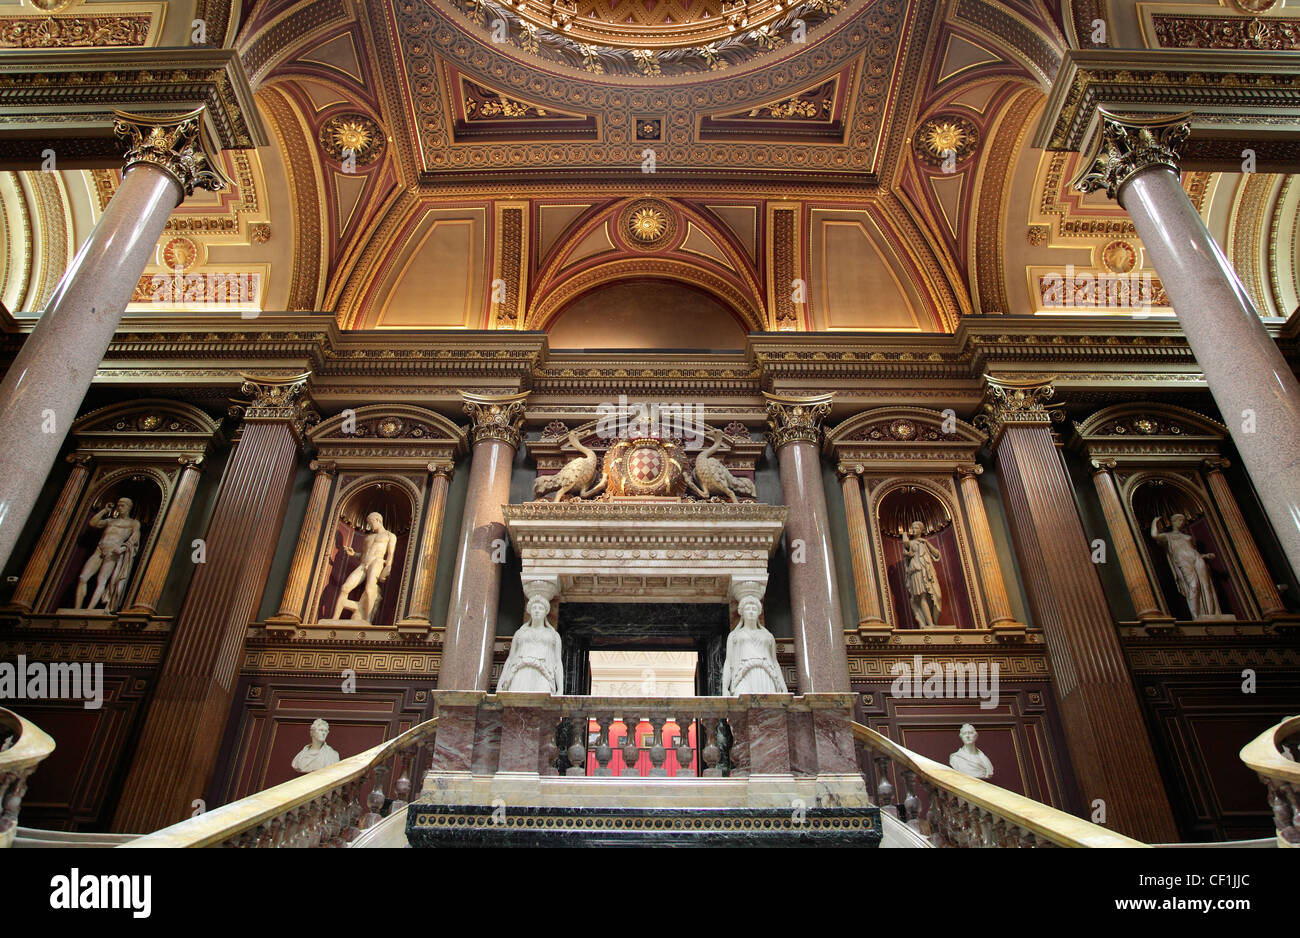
[497,591,564,694]
[901,520,942,629]
[75,497,141,613]
[948,723,994,780]
[721,593,787,695]
[1150,514,1230,620]
[291,718,340,773]
[332,511,397,623]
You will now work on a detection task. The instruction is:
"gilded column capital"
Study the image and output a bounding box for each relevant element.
[975,375,1063,446]
[230,372,319,442]
[956,463,984,480]
[430,462,455,480]
[309,459,337,476]
[1203,456,1231,473]
[112,106,229,201]
[462,391,530,450]
[764,392,833,449]
[1072,109,1192,201]
[178,454,206,472]
[836,463,865,482]
[65,452,93,469]
[1090,457,1119,474]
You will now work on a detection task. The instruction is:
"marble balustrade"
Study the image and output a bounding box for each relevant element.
[1239,714,1300,848]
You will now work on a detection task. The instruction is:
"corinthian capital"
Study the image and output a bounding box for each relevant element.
[764,392,833,449]
[975,375,1061,446]
[230,372,319,442]
[112,106,229,200]
[463,391,530,449]
[1072,109,1192,201]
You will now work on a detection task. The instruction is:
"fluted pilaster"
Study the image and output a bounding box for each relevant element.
[956,464,1024,637]
[1203,458,1290,621]
[838,467,888,638]
[266,459,337,633]
[119,455,206,622]
[5,454,93,613]
[401,464,454,631]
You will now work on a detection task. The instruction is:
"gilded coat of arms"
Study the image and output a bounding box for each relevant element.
[586,436,687,498]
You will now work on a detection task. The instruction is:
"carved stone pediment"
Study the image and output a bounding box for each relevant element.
[824,406,985,472]
[72,399,223,461]
[1072,403,1226,466]
[309,404,468,469]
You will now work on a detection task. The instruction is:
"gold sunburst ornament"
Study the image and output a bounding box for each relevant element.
[915,114,979,167]
[629,207,667,242]
[620,199,678,248]
[319,113,386,166]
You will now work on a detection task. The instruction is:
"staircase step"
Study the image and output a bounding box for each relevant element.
[407,804,882,847]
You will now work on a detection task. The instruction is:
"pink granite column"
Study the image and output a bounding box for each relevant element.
[1075,110,1300,583]
[437,392,529,691]
[764,392,851,694]
[0,108,226,574]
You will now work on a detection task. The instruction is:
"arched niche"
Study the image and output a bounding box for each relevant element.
[315,477,417,628]
[872,480,978,630]
[1128,474,1246,621]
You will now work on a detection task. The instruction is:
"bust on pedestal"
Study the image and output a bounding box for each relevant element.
[291,718,340,773]
[948,723,994,780]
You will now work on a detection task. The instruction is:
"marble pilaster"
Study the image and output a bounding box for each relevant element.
[1075,110,1300,584]
[956,464,1026,637]
[118,455,206,622]
[111,374,316,834]
[0,108,226,574]
[978,375,1179,843]
[838,468,889,638]
[764,393,851,694]
[437,392,528,691]
[265,459,336,634]
[6,453,92,613]
[1203,458,1291,621]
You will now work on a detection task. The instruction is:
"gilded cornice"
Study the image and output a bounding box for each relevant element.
[0,48,266,167]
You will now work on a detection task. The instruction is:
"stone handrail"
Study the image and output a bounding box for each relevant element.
[122,718,437,848]
[852,721,1148,848]
[0,707,56,848]
[1239,714,1300,847]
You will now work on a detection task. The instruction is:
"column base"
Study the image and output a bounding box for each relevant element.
[395,617,432,638]
[115,610,157,632]
[263,614,301,638]
[855,621,892,644]
[1266,613,1300,633]
[990,620,1028,643]
[1136,616,1179,637]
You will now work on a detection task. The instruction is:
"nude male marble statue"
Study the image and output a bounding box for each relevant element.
[497,592,564,694]
[901,520,942,629]
[291,718,340,773]
[332,511,397,624]
[721,594,787,695]
[1150,513,1229,620]
[75,497,141,613]
[948,723,994,779]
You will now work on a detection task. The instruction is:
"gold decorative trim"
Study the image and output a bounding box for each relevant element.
[112,107,230,200]
[764,391,833,449]
[463,391,530,449]
[1072,109,1191,200]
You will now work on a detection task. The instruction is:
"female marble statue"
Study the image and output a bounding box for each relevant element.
[901,520,942,629]
[948,723,994,780]
[497,593,564,694]
[1150,513,1226,620]
[291,718,340,773]
[721,595,788,695]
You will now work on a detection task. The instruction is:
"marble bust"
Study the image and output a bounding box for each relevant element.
[721,594,787,695]
[901,520,942,629]
[291,718,340,774]
[948,723,994,779]
[1149,514,1231,620]
[75,497,141,613]
[332,511,397,624]
[497,593,564,694]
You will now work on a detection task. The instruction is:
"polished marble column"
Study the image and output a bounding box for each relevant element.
[118,455,206,622]
[438,392,528,691]
[0,109,226,574]
[265,459,336,633]
[5,453,93,613]
[1202,457,1290,620]
[1088,458,1169,624]
[979,375,1178,843]
[765,393,851,693]
[956,464,1025,636]
[112,374,316,834]
[838,467,888,637]
[401,464,454,629]
[1075,110,1300,583]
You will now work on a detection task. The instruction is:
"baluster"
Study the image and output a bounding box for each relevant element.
[646,715,667,776]
[278,810,298,848]
[563,716,587,776]
[674,715,695,777]
[901,769,921,831]
[716,717,734,776]
[925,784,944,846]
[978,808,995,847]
[591,713,613,776]
[620,713,640,777]
[872,755,896,816]
[389,757,412,815]
[700,716,723,777]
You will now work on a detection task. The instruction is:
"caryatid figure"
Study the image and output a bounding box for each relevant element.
[721,593,787,695]
[75,496,141,612]
[901,520,942,629]
[332,511,397,623]
[497,590,564,694]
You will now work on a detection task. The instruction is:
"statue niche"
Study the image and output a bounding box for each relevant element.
[318,484,411,627]
[1133,480,1241,621]
[878,486,975,629]
[50,477,160,614]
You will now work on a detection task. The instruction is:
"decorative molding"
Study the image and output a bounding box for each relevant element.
[113,107,230,199]
[764,391,833,448]
[462,391,530,449]
[1072,110,1191,201]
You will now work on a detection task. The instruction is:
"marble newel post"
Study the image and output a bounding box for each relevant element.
[1075,110,1300,583]
[0,108,226,574]
[764,393,851,693]
[438,392,529,691]
[978,376,1178,843]
[112,374,317,834]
